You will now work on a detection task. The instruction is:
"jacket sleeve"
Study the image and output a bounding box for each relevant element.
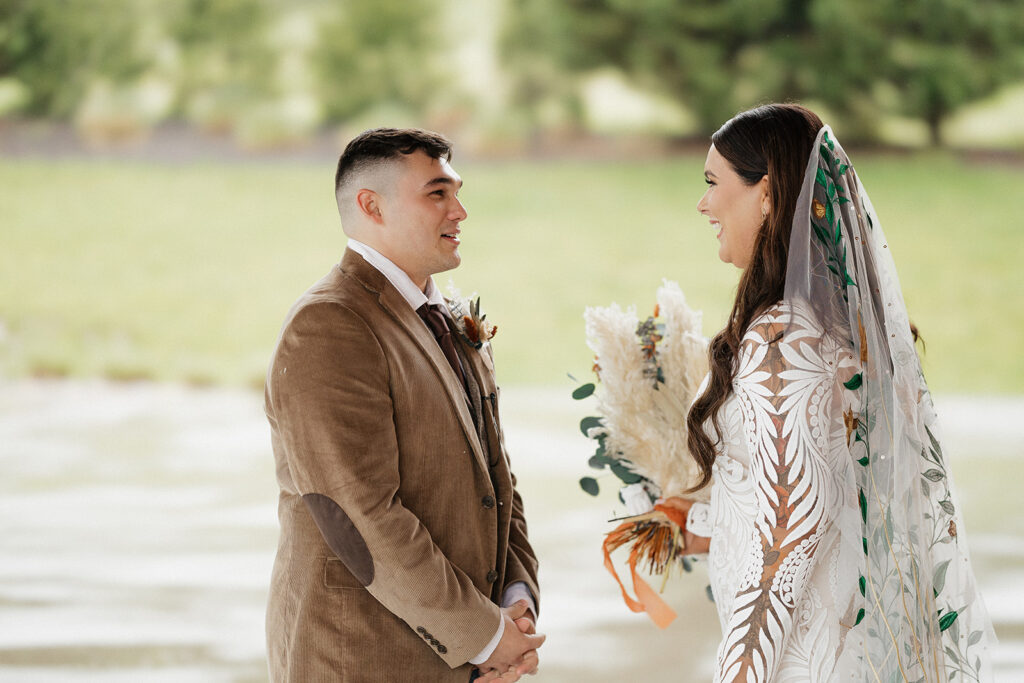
[267,301,500,668]
[714,305,843,682]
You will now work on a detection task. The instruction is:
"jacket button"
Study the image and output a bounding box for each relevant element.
[488,391,496,401]
[430,638,438,646]
[486,569,498,583]
[438,645,447,654]
[416,626,425,634]
[482,495,495,509]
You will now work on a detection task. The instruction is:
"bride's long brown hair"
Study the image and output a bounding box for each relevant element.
[686,104,824,491]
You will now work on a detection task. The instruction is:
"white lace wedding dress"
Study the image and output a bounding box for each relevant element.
[687,301,864,682]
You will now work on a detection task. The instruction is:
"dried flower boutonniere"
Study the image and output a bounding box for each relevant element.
[447,293,497,349]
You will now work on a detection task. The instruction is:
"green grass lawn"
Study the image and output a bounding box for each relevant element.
[1,152,1022,392]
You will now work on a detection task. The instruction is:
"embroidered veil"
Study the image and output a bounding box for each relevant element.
[787,126,996,680]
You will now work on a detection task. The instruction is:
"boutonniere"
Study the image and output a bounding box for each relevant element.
[447,291,497,349]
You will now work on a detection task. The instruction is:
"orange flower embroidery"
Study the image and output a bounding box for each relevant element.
[812,199,827,220]
[844,409,859,443]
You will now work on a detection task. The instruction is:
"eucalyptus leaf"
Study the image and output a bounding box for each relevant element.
[844,374,863,390]
[610,460,644,485]
[579,416,603,437]
[588,453,612,469]
[572,383,596,400]
[579,476,600,496]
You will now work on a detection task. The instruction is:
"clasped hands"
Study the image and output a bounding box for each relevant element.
[476,599,545,681]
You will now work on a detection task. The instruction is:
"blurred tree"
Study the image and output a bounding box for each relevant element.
[312,0,446,121]
[879,0,1024,146]
[500,0,893,138]
[499,0,586,139]
[499,0,1024,144]
[165,0,277,128]
[0,0,151,117]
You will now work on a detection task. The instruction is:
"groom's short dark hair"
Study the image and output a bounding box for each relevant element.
[334,128,453,192]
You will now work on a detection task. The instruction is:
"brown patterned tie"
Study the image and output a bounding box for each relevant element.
[416,303,467,391]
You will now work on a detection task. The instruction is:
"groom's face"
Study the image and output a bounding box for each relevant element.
[378,151,467,290]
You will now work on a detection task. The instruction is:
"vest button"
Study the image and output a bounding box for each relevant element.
[482,495,495,509]
[486,569,499,583]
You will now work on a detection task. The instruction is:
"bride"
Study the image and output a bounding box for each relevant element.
[673,103,995,681]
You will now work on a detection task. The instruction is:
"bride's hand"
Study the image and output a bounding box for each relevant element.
[658,496,711,555]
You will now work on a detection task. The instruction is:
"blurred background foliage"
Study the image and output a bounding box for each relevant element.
[1,0,1023,394]
[2,0,1023,147]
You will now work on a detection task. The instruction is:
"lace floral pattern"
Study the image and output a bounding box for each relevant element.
[694,301,857,682]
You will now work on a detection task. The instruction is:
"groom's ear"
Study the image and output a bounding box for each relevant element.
[355,188,384,224]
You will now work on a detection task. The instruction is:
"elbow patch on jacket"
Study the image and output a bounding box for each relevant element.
[302,493,375,586]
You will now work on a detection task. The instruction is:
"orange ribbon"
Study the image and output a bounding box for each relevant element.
[601,503,686,629]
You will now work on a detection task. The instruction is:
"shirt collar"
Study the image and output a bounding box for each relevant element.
[347,238,447,312]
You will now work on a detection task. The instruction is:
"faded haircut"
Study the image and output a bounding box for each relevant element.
[334,128,453,194]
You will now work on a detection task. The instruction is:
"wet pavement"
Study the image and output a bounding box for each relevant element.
[1,380,1021,681]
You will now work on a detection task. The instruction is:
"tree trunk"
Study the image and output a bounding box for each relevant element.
[927,107,944,147]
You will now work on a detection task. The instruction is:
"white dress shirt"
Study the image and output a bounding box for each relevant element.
[346,239,536,665]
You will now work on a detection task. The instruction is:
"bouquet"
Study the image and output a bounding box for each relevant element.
[573,280,709,627]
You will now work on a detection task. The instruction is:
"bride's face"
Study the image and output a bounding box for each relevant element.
[696,145,768,270]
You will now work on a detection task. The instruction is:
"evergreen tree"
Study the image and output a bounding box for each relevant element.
[0,0,150,117]
[878,0,1024,145]
[499,0,1024,143]
[312,0,446,121]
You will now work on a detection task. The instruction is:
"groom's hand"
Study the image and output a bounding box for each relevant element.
[477,600,545,680]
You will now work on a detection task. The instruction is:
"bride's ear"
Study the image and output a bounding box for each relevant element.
[759,175,771,218]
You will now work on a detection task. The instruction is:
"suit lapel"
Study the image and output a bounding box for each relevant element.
[340,249,488,474]
[454,335,504,468]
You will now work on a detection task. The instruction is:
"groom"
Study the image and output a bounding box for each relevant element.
[264,128,543,682]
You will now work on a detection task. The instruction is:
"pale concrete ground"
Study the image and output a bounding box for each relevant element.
[0,380,1021,682]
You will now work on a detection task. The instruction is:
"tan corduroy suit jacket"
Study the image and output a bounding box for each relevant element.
[264,249,539,682]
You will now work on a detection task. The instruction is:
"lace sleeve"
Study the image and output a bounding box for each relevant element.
[715,303,842,682]
[687,501,713,538]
